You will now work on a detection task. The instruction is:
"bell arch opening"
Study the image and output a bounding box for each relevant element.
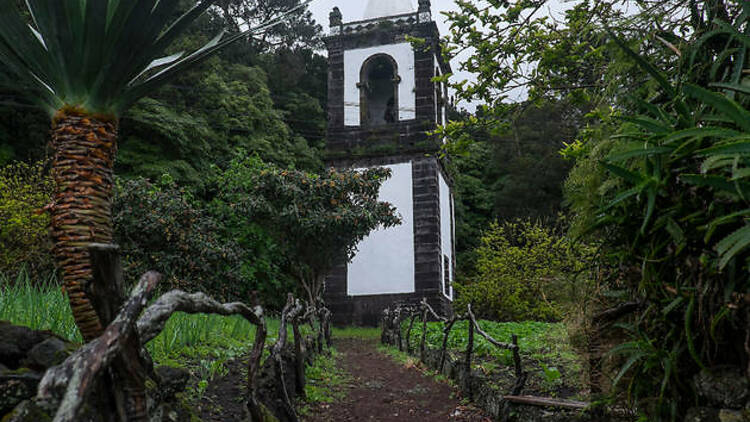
[359,54,399,127]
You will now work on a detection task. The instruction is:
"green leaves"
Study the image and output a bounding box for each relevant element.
[213,154,401,300]
[585,14,750,418]
[716,225,750,269]
[683,84,750,132]
[0,0,310,117]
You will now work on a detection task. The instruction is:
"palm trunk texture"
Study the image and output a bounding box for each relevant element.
[51,110,118,342]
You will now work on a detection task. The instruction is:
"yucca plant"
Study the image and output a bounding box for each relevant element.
[0,0,304,342]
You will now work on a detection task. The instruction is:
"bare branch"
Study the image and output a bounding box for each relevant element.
[420,298,448,323]
[467,304,518,351]
[36,271,162,422]
[136,291,264,343]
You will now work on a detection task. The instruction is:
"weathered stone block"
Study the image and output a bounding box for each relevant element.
[0,371,43,416]
[694,366,749,409]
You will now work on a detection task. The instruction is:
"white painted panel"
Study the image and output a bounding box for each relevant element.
[363,0,415,20]
[348,162,415,296]
[439,171,454,300]
[344,43,416,126]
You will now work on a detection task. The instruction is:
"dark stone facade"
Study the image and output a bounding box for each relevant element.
[323,9,454,326]
[324,17,450,158]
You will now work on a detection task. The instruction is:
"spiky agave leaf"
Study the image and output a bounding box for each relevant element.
[0,0,310,117]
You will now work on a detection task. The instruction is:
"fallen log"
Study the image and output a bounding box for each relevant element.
[503,395,590,410]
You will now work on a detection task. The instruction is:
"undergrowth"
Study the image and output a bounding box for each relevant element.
[399,319,585,398]
[0,271,289,366]
[298,349,350,416]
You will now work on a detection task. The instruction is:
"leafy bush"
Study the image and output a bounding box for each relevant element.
[565,14,750,419]
[213,154,400,307]
[113,176,245,300]
[0,161,55,278]
[455,219,593,321]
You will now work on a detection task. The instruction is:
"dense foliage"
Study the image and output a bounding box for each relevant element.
[113,177,246,300]
[214,155,401,306]
[442,1,750,419]
[567,22,750,420]
[449,102,578,274]
[0,161,54,278]
[455,219,593,322]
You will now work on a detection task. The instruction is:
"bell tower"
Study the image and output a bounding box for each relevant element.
[323,0,455,325]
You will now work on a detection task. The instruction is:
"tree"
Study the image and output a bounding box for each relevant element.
[215,155,400,331]
[216,0,323,51]
[448,101,578,277]
[0,0,298,341]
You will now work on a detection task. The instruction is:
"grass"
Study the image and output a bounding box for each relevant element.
[0,271,295,366]
[403,319,578,366]
[0,271,82,342]
[298,349,350,415]
[398,318,586,398]
[331,325,380,340]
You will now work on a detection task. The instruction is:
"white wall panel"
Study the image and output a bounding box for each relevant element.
[348,162,415,296]
[439,171,454,300]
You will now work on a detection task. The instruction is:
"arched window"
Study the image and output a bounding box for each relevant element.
[358,54,399,127]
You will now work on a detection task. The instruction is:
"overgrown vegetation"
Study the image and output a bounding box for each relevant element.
[566,19,750,420]
[455,219,594,321]
[436,1,750,419]
[0,161,55,279]
[398,319,584,398]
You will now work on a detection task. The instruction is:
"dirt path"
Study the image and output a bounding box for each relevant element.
[303,338,490,422]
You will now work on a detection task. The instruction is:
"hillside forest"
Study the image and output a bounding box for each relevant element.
[1,1,750,421]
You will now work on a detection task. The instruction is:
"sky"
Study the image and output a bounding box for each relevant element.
[307,0,574,109]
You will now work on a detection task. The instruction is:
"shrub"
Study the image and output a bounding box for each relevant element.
[212,154,400,308]
[0,161,55,278]
[564,18,750,419]
[455,219,593,321]
[113,176,246,301]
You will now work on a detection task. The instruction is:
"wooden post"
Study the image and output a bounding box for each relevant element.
[405,313,417,354]
[32,271,161,422]
[419,307,428,362]
[395,308,404,352]
[292,319,306,396]
[465,316,474,399]
[439,317,457,373]
[322,307,333,349]
[89,244,149,422]
[510,334,527,396]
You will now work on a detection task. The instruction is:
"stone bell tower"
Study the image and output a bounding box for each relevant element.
[323,0,455,326]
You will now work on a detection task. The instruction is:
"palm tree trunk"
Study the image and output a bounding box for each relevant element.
[50,109,118,342]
